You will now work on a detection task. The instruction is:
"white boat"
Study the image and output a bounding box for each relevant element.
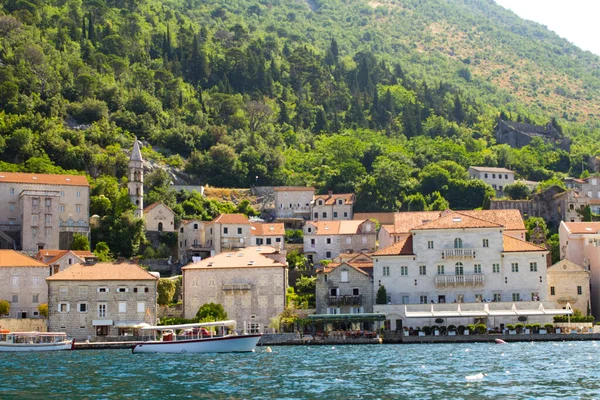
[0,330,74,352]
[132,320,262,354]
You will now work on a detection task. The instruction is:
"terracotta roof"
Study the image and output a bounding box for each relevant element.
[412,212,502,230]
[0,172,89,186]
[458,210,525,231]
[306,220,371,235]
[562,222,600,234]
[37,250,94,265]
[0,250,47,267]
[313,193,355,205]
[354,213,395,225]
[209,213,250,225]
[390,211,442,234]
[469,166,514,173]
[47,262,158,281]
[144,202,163,213]
[318,261,371,277]
[182,247,286,270]
[274,186,315,192]
[373,236,414,256]
[589,200,600,205]
[502,235,547,252]
[250,223,285,236]
[130,140,143,162]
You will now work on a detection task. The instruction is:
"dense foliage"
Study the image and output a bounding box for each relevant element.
[2,0,600,255]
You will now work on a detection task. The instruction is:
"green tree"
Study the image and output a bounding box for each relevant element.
[547,234,560,264]
[0,300,9,315]
[71,233,91,251]
[294,275,316,308]
[196,302,228,322]
[503,182,531,200]
[157,278,176,305]
[287,250,307,270]
[38,303,48,318]
[93,241,112,262]
[376,285,387,305]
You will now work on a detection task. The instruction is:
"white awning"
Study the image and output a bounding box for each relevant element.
[92,320,113,326]
[404,303,573,318]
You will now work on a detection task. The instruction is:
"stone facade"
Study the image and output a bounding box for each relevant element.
[310,192,355,221]
[547,259,590,315]
[303,220,377,264]
[274,186,314,223]
[144,202,175,232]
[0,250,49,319]
[47,260,158,340]
[182,247,287,333]
[468,166,515,197]
[206,214,251,255]
[178,219,208,263]
[36,249,94,274]
[315,255,374,315]
[495,120,570,151]
[0,173,90,251]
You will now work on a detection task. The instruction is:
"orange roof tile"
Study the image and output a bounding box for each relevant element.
[313,193,355,205]
[0,250,47,267]
[318,261,371,276]
[354,213,396,225]
[144,202,174,214]
[412,212,502,230]
[46,250,94,265]
[373,236,414,256]
[182,247,286,270]
[47,262,158,281]
[0,172,89,186]
[307,220,370,235]
[391,211,442,234]
[458,210,525,231]
[274,186,315,192]
[250,223,285,236]
[562,222,600,234]
[209,213,250,225]
[502,235,547,252]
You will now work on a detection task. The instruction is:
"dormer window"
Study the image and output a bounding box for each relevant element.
[318,200,323,206]
[337,199,343,205]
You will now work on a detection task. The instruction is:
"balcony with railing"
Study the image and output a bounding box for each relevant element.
[220,237,246,249]
[328,294,362,306]
[435,274,484,286]
[442,248,475,259]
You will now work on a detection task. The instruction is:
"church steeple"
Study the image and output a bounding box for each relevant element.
[128,139,144,219]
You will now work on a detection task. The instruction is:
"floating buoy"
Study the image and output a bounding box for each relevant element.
[265,346,272,353]
[495,338,507,344]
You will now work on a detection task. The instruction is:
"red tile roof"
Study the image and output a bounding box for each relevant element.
[562,222,600,234]
[144,202,174,214]
[36,250,94,265]
[306,220,373,235]
[412,212,502,230]
[354,213,396,225]
[47,261,158,281]
[0,172,89,186]
[182,247,286,270]
[313,193,355,205]
[458,210,525,231]
[250,223,285,236]
[373,235,414,256]
[319,261,372,276]
[209,213,250,225]
[0,250,47,267]
[502,235,547,252]
[390,211,442,234]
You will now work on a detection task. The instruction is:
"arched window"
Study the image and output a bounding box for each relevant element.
[455,262,464,275]
[158,222,163,232]
[454,238,463,248]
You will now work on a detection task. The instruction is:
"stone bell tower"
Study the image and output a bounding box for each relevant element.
[128,138,144,219]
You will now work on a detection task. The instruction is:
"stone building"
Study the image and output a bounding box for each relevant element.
[182,247,288,333]
[547,259,590,315]
[0,250,49,319]
[178,219,209,263]
[468,166,514,197]
[315,253,374,316]
[310,192,355,221]
[274,186,314,228]
[47,258,158,339]
[205,213,251,255]
[303,220,377,264]
[250,222,285,249]
[128,140,144,219]
[0,172,90,251]
[495,120,570,151]
[144,202,175,233]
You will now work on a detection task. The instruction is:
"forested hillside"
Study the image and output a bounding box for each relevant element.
[1,0,600,219]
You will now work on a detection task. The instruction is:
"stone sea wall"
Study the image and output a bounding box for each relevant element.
[0,318,47,332]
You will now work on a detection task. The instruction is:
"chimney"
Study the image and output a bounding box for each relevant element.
[328,190,333,198]
[84,256,98,266]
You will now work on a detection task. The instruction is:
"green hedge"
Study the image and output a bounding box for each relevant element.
[553,315,594,323]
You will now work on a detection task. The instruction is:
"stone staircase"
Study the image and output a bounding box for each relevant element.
[0,230,16,249]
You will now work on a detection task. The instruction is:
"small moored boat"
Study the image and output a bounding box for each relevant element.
[0,331,74,352]
[132,320,261,354]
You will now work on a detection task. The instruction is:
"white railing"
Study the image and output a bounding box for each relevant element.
[435,274,484,285]
[442,248,475,258]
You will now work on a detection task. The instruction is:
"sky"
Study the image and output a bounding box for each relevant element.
[495,0,600,56]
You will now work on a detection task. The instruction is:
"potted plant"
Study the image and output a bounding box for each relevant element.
[524,324,532,334]
[474,323,487,335]
[531,323,541,334]
[458,325,468,335]
[422,326,431,336]
[448,325,457,336]
[543,323,553,334]
[515,323,525,334]
[433,325,440,336]
[506,324,516,335]
[403,327,409,336]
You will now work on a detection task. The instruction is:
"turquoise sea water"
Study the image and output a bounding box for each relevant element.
[1,342,600,399]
